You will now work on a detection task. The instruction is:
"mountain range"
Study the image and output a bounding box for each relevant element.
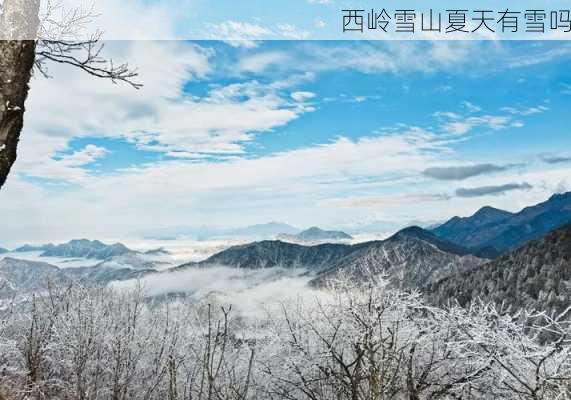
[427,222,571,315]
[432,192,571,257]
[176,226,484,291]
[277,226,353,243]
[3,191,571,314]
[0,256,155,299]
[41,239,132,259]
[11,239,133,260]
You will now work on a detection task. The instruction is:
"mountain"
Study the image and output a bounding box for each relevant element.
[432,192,571,256]
[434,206,514,240]
[40,239,132,260]
[93,252,168,271]
[388,226,475,256]
[0,247,9,254]
[176,227,484,291]
[296,227,353,241]
[278,226,353,243]
[66,263,155,283]
[426,223,571,316]
[177,240,354,271]
[313,228,483,290]
[13,243,55,253]
[0,257,68,297]
[0,256,157,298]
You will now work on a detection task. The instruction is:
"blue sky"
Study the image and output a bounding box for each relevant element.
[59,0,571,41]
[1,40,571,245]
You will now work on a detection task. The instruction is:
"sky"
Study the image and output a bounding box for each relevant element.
[1,39,571,246]
[35,0,571,41]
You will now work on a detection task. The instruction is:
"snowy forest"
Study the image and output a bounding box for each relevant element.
[0,279,569,400]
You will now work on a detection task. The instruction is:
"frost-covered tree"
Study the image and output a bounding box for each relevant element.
[0,281,569,400]
[0,0,139,189]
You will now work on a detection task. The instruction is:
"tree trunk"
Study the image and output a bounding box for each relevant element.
[0,0,40,189]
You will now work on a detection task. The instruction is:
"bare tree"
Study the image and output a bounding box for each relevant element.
[0,280,569,400]
[0,0,140,189]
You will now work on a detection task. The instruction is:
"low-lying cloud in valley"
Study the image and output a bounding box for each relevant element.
[110,266,325,318]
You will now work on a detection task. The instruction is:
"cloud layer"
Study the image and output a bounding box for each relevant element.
[455,183,533,198]
[0,40,569,245]
[423,163,515,181]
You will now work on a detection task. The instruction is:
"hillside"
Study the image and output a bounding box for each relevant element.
[176,226,484,292]
[427,223,571,315]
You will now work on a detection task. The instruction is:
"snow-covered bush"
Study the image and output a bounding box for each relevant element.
[0,281,568,400]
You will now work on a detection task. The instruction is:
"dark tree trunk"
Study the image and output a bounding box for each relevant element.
[0,0,40,189]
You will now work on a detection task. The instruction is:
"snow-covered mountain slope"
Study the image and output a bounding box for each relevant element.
[0,257,68,296]
[40,239,132,259]
[426,222,571,315]
[175,226,484,292]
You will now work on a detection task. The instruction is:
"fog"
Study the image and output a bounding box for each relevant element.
[110,266,327,318]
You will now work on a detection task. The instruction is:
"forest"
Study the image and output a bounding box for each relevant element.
[0,279,569,400]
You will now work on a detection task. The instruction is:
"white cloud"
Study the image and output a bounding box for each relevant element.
[325,193,450,209]
[15,42,317,183]
[433,102,548,137]
[2,40,568,246]
[206,21,271,48]
[291,91,316,102]
[463,101,482,113]
[443,116,511,135]
[0,126,447,243]
[278,24,310,39]
[238,52,289,73]
[506,45,571,68]
[501,106,549,116]
[298,42,484,74]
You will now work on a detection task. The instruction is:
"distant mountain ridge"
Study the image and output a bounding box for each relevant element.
[41,239,132,259]
[11,239,134,260]
[176,226,484,291]
[432,192,571,257]
[14,244,54,253]
[0,256,155,298]
[278,226,353,243]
